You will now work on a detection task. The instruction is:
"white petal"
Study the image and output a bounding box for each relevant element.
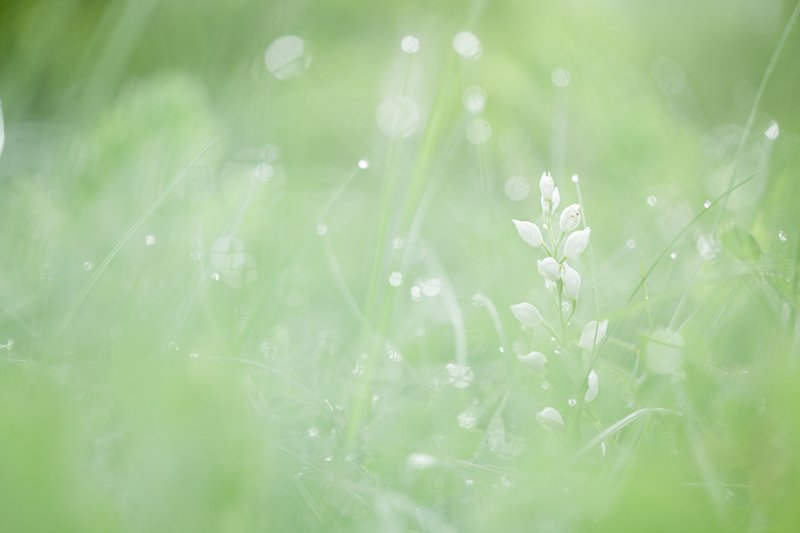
[512,219,543,248]
[560,263,581,300]
[551,187,560,211]
[559,204,581,233]
[536,407,565,433]
[517,351,548,378]
[584,370,599,402]
[539,172,554,200]
[578,319,609,351]
[537,257,561,282]
[563,227,591,259]
[510,303,543,328]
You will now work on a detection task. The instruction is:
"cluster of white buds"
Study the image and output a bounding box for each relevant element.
[512,172,591,305]
[510,172,602,432]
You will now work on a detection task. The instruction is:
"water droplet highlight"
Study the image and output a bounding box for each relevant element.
[358,158,370,169]
[84,262,93,271]
[317,224,327,235]
[145,235,156,246]
[647,195,657,206]
[400,35,419,53]
[388,271,403,287]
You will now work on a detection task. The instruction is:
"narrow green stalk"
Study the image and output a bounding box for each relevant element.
[639,251,654,332]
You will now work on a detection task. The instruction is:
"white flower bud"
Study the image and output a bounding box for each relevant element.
[559,204,581,233]
[584,370,598,402]
[551,187,560,211]
[539,172,554,200]
[512,219,543,248]
[545,279,557,290]
[563,227,591,259]
[517,351,548,377]
[536,407,565,433]
[541,196,551,215]
[560,263,581,300]
[578,319,609,351]
[537,257,561,282]
[510,303,544,328]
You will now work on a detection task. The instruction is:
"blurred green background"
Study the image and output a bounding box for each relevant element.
[2,0,800,531]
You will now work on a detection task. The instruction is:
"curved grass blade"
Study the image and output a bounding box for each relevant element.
[577,407,679,458]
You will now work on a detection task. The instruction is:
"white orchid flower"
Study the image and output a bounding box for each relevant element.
[559,204,581,233]
[512,219,543,248]
[517,351,548,377]
[560,263,581,300]
[584,370,599,402]
[536,407,565,433]
[537,257,561,282]
[510,303,544,328]
[578,319,609,351]
[563,227,591,259]
[539,171,555,200]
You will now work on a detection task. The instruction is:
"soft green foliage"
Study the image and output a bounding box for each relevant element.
[2,0,800,531]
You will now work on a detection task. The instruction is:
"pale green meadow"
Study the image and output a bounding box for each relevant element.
[2,1,800,531]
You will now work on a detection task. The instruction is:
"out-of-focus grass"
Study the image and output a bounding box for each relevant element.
[2,0,800,531]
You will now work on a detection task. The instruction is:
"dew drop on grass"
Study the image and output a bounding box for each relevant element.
[499,346,504,353]
[324,457,332,462]
[388,271,402,286]
[358,158,370,169]
[765,121,779,140]
[452,31,483,60]
[647,195,657,206]
[421,278,442,297]
[779,231,787,242]
[670,253,677,259]
[376,96,420,138]
[551,68,571,87]
[447,363,474,388]
[625,238,636,250]
[504,176,530,201]
[704,200,711,208]
[317,223,327,235]
[457,411,476,429]
[211,272,219,281]
[400,35,420,53]
[145,235,156,246]
[462,85,487,113]
[264,35,311,81]
[466,118,492,144]
[84,261,93,271]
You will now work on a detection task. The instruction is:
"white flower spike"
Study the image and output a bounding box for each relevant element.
[510,303,544,328]
[551,187,560,211]
[584,370,599,402]
[563,227,591,260]
[578,319,609,351]
[560,263,581,301]
[517,351,548,378]
[536,407,565,433]
[512,219,544,248]
[537,257,561,282]
[539,172,555,200]
[559,204,581,233]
